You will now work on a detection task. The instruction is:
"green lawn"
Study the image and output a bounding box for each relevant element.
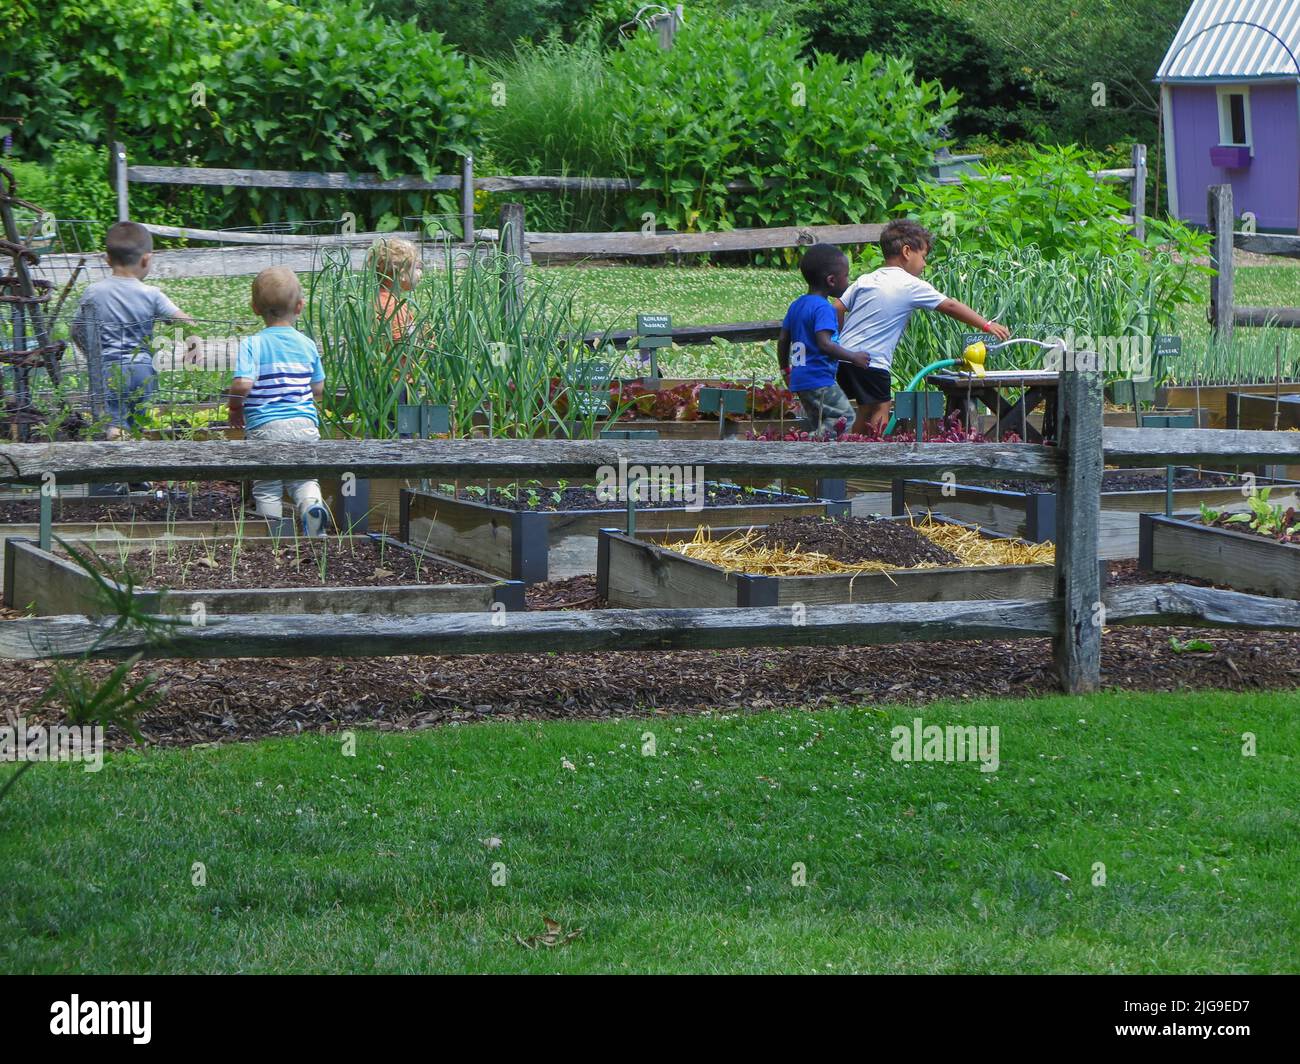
[3,689,1296,973]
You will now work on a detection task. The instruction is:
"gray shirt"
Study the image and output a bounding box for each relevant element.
[71,276,183,363]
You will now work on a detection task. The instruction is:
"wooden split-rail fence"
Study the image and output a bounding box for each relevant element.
[64,141,1145,279]
[3,369,1300,693]
[1208,182,1300,340]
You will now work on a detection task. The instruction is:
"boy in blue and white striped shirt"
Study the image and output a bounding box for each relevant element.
[227,267,330,535]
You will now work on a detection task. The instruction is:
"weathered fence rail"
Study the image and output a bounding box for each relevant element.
[6,582,1296,664]
[0,438,1065,485]
[4,429,1297,487]
[5,374,1300,696]
[112,141,1146,262]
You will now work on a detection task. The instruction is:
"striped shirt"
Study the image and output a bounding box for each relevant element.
[233,326,325,430]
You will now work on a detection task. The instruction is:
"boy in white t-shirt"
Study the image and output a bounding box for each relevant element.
[836,219,1010,434]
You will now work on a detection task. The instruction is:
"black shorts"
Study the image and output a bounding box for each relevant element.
[836,363,892,405]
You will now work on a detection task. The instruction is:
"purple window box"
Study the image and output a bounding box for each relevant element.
[1210,145,1251,168]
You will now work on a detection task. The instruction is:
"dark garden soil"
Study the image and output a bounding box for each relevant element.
[0,482,245,524]
[754,515,960,568]
[61,538,483,590]
[4,565,1296,751]
[988,470,1242,495]
[446,483,807,512]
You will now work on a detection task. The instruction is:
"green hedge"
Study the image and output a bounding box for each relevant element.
[606,12,957,233]
[2,0,489,229]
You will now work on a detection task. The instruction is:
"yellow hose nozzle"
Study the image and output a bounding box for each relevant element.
[960,340,988,376]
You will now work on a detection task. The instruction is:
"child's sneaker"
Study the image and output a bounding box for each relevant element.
[301,504,329,538]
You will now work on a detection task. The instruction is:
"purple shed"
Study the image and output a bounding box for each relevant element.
[1158,0,1300,232]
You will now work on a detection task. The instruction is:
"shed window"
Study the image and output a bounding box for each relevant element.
[1217,87,1253,149]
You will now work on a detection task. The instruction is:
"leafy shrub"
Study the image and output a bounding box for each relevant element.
[2,0,489,230]
[605,12,957,233]
[188,0,488,227]
[898,145,1150,259]
[0,0,204,154]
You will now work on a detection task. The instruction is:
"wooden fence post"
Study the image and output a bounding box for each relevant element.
[1208,183,1234,344]
[460,153,475,242]
[113,141,129,222]
[1129,143,1147,242]
[1052,364,1104,693]
[498,202,526,320]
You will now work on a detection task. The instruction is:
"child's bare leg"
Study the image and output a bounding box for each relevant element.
[850,404,872,435]
[863,401,891,435]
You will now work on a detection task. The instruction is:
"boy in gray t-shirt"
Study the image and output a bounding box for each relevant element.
[71,221,193,438]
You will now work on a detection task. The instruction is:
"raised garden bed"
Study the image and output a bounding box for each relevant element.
[893,467,1300,560]
[0,484,258,593]
[1139,510,1300,599]
[1159,381,1300,428]
[1225,391,1300,482]
[597,513,1056,608]
[1226,391,1300,432]
[737,420,1024,497]
[3,533,523,617]
[400,483,849,583]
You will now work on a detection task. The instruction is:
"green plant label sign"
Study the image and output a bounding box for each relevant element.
[638,314,671,333]
[1154,335,1181,360]
[571,390,611,416]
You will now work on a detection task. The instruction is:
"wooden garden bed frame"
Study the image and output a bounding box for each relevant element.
[0,517,253,594]
[1139,512,1300,599]
[892,467,1300,559]
[3,533,524,618]
[400,485,848,583]
[596,516,1054,609]
[5,371,1300,694]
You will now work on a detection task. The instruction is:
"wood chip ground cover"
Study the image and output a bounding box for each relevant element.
[1,566,1292,751]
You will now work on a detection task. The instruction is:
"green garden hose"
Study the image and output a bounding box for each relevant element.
[883,358,960,436]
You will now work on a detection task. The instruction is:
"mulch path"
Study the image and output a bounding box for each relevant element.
[755,515,959,567]
[2,565,1296,751]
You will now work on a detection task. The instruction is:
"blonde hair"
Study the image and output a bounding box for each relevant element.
[251,267,303,321]
[368,237,420,287]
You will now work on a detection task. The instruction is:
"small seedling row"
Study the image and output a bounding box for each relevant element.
[1139,511,1300,599]
[3,532,523,618]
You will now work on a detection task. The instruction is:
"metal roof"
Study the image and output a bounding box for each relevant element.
[1156,0,1300,81]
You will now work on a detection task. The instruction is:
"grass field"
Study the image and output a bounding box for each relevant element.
[3,689,1296,974]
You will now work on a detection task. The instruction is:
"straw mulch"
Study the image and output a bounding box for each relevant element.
[668,516,1055,576]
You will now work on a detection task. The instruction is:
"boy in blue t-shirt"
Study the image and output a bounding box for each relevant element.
[777,244,872,438]
[227,267,330,535]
